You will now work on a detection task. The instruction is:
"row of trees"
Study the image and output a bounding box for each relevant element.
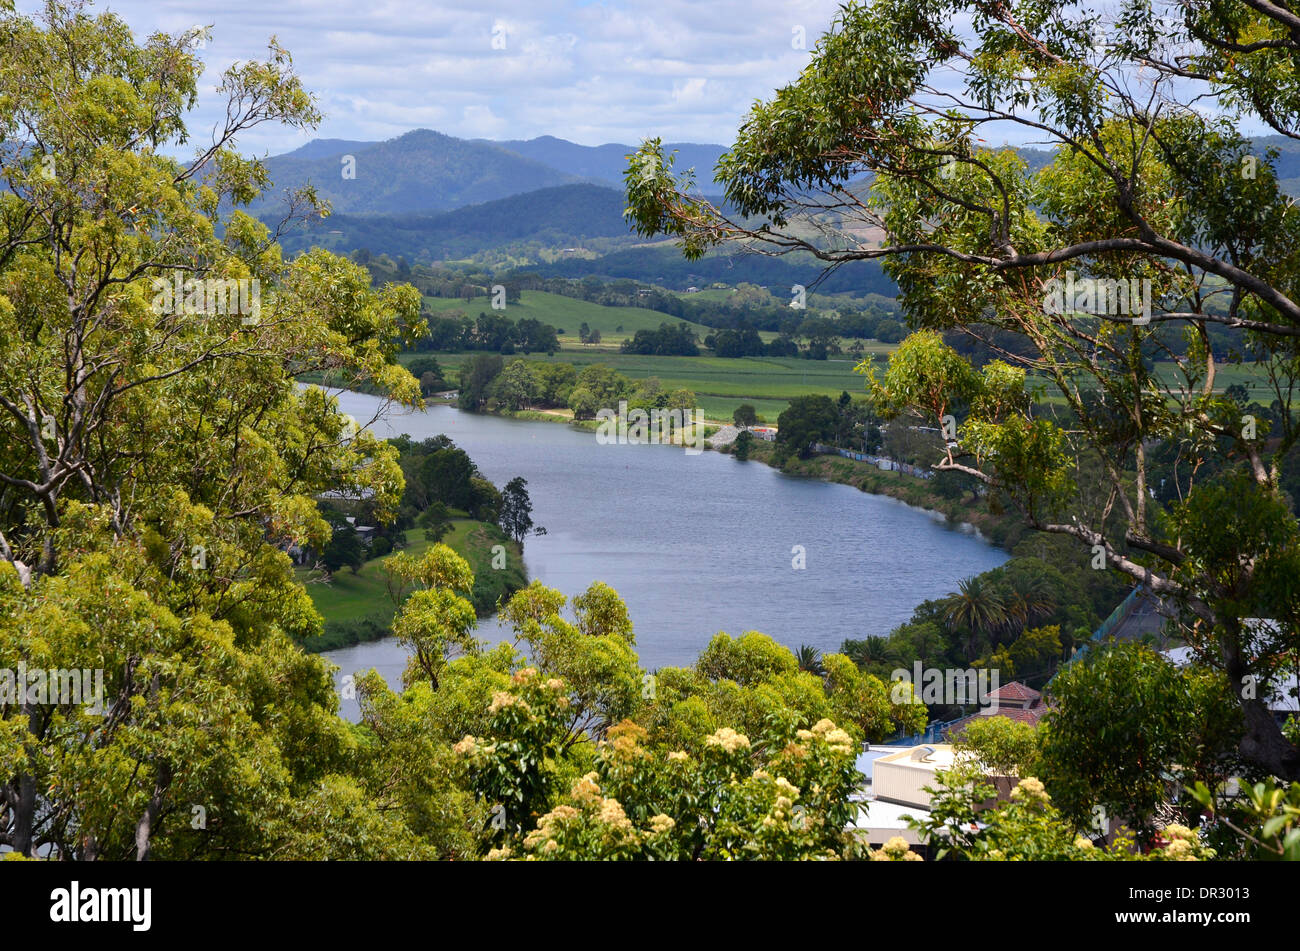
[455,356,698,421]
[456,356,578,412]
[619,321,701,356]
[414,310,560,355]
[771,392,885,464]
[566,366,696,421]
[512,274,902,337]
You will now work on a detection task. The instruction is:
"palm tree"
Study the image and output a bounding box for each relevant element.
[795,644,825,676]
[999,586,1030,640]
[942,576,1007,660]
[1014,573,1057,627]
[993,574,1057,642]
[844,635,895,670]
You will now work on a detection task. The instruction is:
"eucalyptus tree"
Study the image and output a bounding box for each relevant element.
[625,0,1300,779]
[0,2,425,857]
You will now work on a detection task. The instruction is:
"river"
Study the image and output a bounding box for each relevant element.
[323,391,1007,719]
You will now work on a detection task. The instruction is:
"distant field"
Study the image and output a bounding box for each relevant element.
[1156,361,1281,397]
[1028,360,1285,406]
[416,350,887,422]
[420,289,713,347]
[674,287,735,303]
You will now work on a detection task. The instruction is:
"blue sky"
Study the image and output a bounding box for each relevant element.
[64,0,850,155]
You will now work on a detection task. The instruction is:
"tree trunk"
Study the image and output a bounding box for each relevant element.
[1221,632,1300,780]
[11,773,36,856]
[134,761,171,861]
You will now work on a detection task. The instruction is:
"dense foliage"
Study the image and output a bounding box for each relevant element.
[626,0,1300,782]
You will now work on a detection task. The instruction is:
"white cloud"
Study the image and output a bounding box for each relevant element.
[36,0,847,153]
[671,78,708,104]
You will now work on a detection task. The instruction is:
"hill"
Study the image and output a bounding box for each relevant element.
[249,129,582,216]
[273,183,639,260]
[488,135,727,187]
[523,243,898,296]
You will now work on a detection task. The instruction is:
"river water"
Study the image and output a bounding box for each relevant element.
[323,391,1006,718]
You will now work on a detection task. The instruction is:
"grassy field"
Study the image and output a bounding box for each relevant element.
[1028,360,1286,406]
[296,519,526,651]
[421,289,714,349]
[415,350,888,422]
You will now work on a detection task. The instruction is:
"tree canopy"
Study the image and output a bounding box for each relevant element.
[0,1,425,858]
[625,0,1300,780]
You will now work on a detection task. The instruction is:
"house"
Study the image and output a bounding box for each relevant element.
[943,681,1049,739]
[848,745,940,848]
[1163,636,1298,724]
[871,744,966,810]
[316,487,376,503]
[343,516,377,545]
[849,744,1008,854]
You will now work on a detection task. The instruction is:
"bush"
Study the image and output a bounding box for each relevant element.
[300,612,393,652]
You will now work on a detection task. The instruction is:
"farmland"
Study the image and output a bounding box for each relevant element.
[410,349,888,422]
[421,289,714,348]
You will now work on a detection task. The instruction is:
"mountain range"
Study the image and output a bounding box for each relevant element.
[254,129,728,217]
[255,130,1300,294]
[273,183,642,261]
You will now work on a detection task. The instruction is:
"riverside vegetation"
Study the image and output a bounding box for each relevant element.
[2,1,1299,861]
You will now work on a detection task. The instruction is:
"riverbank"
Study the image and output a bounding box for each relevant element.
[296,519,527,653]
[721,437,1024,552]
[519,401,1019,549]
[303,366,1019,552]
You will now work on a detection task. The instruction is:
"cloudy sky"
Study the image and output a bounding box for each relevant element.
[52,0,852,156]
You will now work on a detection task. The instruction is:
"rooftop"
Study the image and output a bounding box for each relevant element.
[989,681,1041,703]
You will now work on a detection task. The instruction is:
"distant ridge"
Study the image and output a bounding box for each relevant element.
[273,182,638,260]
[256,130,1300,282]
[250,129,729,218]
[487,134,727,188]
[274,138,378,161]
[250,128,582,215]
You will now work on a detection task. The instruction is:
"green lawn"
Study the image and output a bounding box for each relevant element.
[296,519,526,653]
[297,521,473,623]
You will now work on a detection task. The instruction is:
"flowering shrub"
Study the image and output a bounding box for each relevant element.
[869,836,922,861]
[473,714,862,860]
[911,767,1216,861]
[454,668,572,843]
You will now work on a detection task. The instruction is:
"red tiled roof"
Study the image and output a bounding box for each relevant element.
[943,704,1049,739]
[988,681,1041,703]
